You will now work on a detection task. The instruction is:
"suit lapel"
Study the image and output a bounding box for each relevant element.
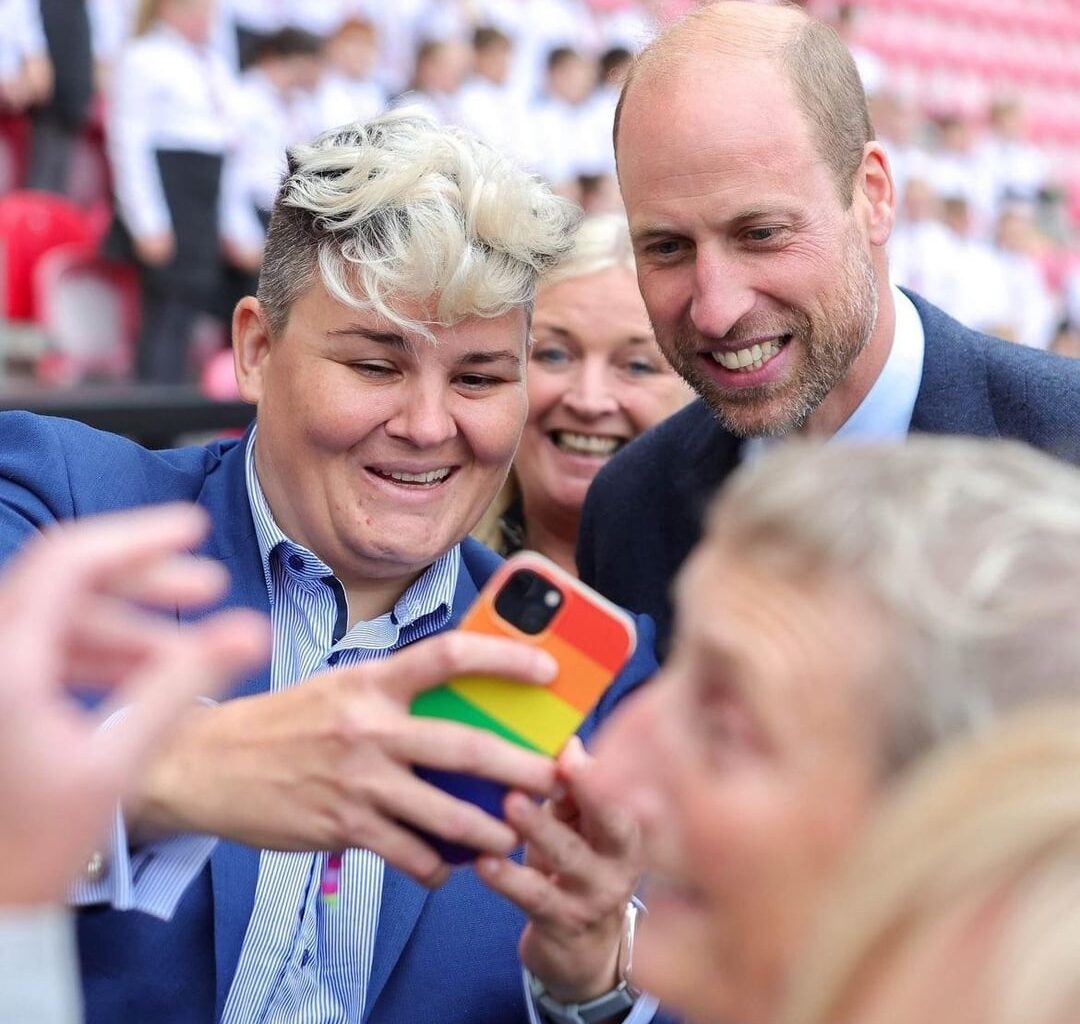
[362,557,483,1021]
[177,431,274,1019]
[906,290,1001,438]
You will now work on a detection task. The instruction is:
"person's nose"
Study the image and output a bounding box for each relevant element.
[560,359,620,420]
[587,681,672,831]
[384,379,459,448]
[689,246,756,340]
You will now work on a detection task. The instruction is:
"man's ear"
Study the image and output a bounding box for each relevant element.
[232,296,273,404]
[856,141,896,248]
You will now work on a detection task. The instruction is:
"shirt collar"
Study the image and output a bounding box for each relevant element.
[742,283,925,462]
[833,284,925,443]
[243,428,459,630]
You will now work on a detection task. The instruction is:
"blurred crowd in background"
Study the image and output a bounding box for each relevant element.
[1,0,1080,388]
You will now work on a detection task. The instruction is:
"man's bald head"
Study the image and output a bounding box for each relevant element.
[614,1,873,205]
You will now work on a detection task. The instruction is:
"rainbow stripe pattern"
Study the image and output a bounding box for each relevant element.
[410,559,635,755]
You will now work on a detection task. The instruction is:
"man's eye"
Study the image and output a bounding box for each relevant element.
[649,238,684,257]
[744,227,778,242]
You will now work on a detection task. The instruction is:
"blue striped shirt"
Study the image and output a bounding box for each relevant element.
[73,429,459,1022]
[222,430,459,1023]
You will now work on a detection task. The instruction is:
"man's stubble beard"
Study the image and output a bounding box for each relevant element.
[658,230,880,439]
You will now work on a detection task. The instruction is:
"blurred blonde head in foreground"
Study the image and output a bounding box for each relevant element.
[780,705,1080,1024]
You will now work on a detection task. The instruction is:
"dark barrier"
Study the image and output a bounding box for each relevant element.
[0,385,253,448]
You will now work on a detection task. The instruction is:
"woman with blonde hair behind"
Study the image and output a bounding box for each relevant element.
[476,213,692,574]
[779,704,1080,1024]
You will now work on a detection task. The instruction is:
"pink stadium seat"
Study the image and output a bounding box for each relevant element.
[32,242,139,384]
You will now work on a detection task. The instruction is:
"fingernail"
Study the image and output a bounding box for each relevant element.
[505,791,535,821]
[475,854,501,876]
[534,650,558,681]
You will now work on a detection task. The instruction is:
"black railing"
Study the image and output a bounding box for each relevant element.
[0,385,254,448]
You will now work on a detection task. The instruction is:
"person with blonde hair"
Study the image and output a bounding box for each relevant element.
[780,705,1080,1024]
[476,213,691,574]
[0,111,663,1024]
[585,435,1080,1024]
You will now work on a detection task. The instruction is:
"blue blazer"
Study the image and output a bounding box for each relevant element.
[0,415,660,1024]
[578,292,1080,654]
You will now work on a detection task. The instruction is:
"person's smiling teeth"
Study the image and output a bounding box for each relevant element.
[710,337,786,372]
[551,431,622,456]
[373,468,452,485]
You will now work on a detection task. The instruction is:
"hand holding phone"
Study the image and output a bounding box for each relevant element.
[410,551,637,863]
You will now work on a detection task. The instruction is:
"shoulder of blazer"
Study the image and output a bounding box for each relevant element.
[909,292,1080,461]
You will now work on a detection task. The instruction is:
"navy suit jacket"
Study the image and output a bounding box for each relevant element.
[578,293,1080,655]
[0,414,660,1024]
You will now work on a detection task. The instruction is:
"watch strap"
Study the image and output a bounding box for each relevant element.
[527,970,638,1024]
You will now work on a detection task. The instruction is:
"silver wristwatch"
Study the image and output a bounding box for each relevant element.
[527,901,641,1024]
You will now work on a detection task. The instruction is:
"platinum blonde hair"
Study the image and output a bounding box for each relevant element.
[780,705,1080,1024]
[709,437,1080,771]
[537,213,636,291]
[257,111,581,339]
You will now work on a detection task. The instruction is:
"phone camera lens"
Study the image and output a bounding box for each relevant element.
[494,569,564,635]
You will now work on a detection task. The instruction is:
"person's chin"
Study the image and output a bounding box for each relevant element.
[633,913,727,1021]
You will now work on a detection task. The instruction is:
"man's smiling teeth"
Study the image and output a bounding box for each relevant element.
[376,468,451,485]
[710,338,784,372]
[552,431,621,456]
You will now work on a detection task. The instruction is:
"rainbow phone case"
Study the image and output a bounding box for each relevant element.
[410,551,637,861]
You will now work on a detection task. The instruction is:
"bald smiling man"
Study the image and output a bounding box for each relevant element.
[577,0,1080,652]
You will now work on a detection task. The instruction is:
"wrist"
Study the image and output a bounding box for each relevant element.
[537,943,620,1004]
[528,902,641,1024]
[127,707,213,845]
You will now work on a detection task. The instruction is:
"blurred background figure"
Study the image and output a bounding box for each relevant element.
[455,26,530,167]
[3,0,1080,399]
[827,2,885,97]
[102,0,240,384]
[0,0,52,115]
[887,177,959,310]
[310,17,385,132]
[392,36,470,123]
[780,706,1080,1024]
[220,26,325,293]
[528,46,597,201]
[978,96,1052,210]
[475,214,692,574]
[25,0,93,195]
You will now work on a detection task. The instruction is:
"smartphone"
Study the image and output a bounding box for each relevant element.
[410,551,637,862]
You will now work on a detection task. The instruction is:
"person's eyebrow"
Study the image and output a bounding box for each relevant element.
[327,327,412,351]
[630,224,679,246]
[459,349,521,368]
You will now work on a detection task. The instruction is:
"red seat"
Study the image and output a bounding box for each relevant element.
[32,242,139,384]
[0,191,100,323]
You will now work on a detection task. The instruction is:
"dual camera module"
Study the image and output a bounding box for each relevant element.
[494,569,564,635]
